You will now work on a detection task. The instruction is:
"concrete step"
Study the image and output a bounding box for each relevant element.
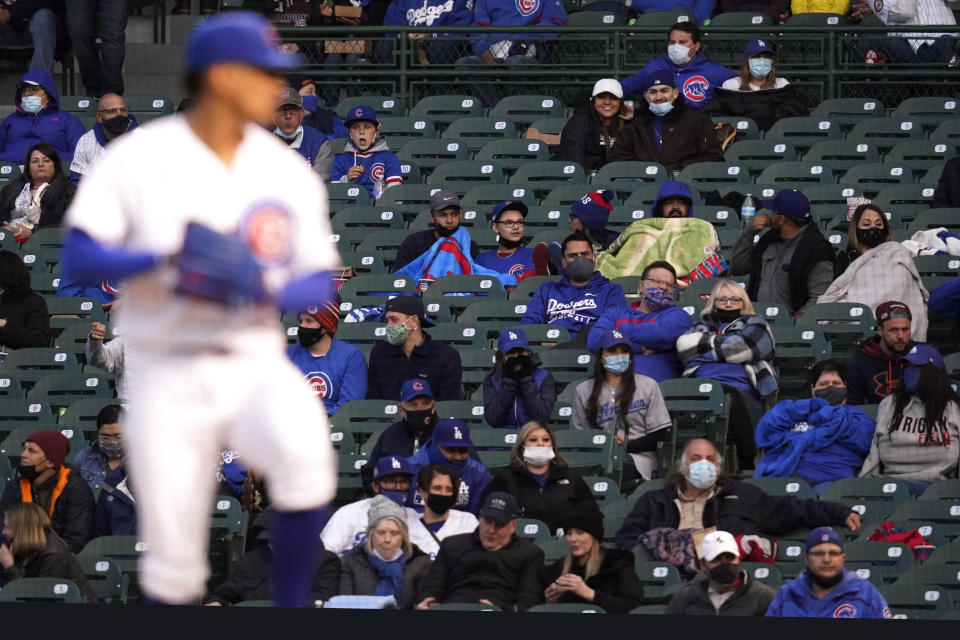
[125,43,186,75]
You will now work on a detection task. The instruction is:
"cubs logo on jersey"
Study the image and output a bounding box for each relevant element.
[370,163,386,181]
[683,75,709,103]
[832,604,857,618]
[516,0,539,17]
[508,263,527,279]
[305,371,333,398]
[239,201,294,266]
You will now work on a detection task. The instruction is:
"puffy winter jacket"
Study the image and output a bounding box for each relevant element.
[0,70,87,165]
[481,463,597,533]
[766,569,891,618]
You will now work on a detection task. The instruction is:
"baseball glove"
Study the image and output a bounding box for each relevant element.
[174,222,267,306]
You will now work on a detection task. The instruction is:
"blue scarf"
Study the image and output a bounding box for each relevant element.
[367,549,407,600]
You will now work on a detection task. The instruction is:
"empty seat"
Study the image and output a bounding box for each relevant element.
[441,117,518,153]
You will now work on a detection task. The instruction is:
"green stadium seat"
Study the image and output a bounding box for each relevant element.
[78,554,127,603]
[753,301,793,326]
[929,119,960,143]
[895,562,960,606]
[757,160,836,185]
[0,445,11,480]
[581,475,622,503]
[78,535,146,601]
[435,399,485,424]
[509,275,560,300]
[21,226,66,251]
[533,348,593,390]
[427,160,506,188]
[677,162,749,194]
[820,477,912,523]
[1,347,80,385]
[403,161,427,185]
[423,275,506,316]
[914,254,960,280]
[541,183,616,209]
[713,116,761,141]
[333,322,388,346]
[842,539,915,573]
[709,10,771,25]
[892,96,959,131]
[336,453,368,505]
[337,95,406,118]
[801,183,864,208]
[338,274,417,310]
[333,207,404,235]
[458,300,529,335]
[566,9,626,26]
[490,95,566,127]
[329,428,358,454]
[635,560,684,599]
[44,296,108,324]
[886,140,957,173]
[839,163,914,198]
[657,377,729,451]
[354,229,407,260]
[29,271,61,296]
[124,95,174,123]
[677,276,748,305]
[58,398,121,432]
[784,11,844,26]
[515,517,552,543]
[880,584,954,620]
[427,602,502,611]
[0,162,22,189]
[396,138,470,173]
[510,161,587,200]
[410,95,485,128]
[59,95,97,117]
[427,323,488,348]
[770,326,831,399]
[740,562,783,589]
[461,184,538,214]
[377,116,437,147]
[811,97,885,131]
[909,208,960,232]
[795,302,875,359]
[848,117,923,154]
[805,140,881,173]
[765,117,841,153]
[527,116,568,139]
[527,602,607,613]
[26,372,112,414]
[629,604,667,614]
[919,479,960,503]
[520,205,564,230]
[724,139,798,176]
[475,139,550,174]
[0,577,85,603]
[743,476,813,499]
[873,184,936,222]
[441,117,518,153]
[594,161,668,191]
[888,500,960,542]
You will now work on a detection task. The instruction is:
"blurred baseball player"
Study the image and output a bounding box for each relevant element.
[59,12,339,607]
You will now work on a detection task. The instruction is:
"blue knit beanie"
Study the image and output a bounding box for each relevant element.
[570,189,615,231]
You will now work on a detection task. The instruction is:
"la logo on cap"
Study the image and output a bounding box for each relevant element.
[391,457,401,469]
[757,39,764,46]
[613,330,623,339]
[508,331,517,340]
[453,426,463,440]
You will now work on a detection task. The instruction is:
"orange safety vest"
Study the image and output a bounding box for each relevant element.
[19,466,71,517]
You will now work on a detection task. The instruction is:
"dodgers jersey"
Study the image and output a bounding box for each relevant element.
[65,116,340,353]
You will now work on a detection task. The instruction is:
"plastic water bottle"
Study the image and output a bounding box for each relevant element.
[372,176,385,200]
[741,193,755,228]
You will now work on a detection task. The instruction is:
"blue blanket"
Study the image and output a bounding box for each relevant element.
[394,227,517,290]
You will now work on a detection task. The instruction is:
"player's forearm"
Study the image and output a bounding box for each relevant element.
[61,228,164,283]
[276,271,337,314]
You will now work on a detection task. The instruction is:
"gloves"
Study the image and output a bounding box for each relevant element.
[174,222,267,307]
[505,354,534,381]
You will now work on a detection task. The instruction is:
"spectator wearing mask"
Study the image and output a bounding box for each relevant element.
[834,203,892,277]
[321,455,420,556]
[69,93,139,183]
[711,39,808,132]
[540,501,645,613]
[394,189,479,270]
[366,295,463,402]
[287,294,367,416]
[553,78,631,174]
[731,189,836,316]
[407,419,492,516]
[1,143,75,244]
[407,464,478,560]
[273,87,331,167]
[0,430,96,554]
[665,530,776,616]
[522,232,627,342]
[482,327,556,430]
[572,329,672,484]
[588,261,692,381]
[766,527,892,618]
[859,344,960,495]
[416,491,545,611]
[845,301,922,405]
[621,22,736,110]
[338,495,433,609]
[482,421,597,534]
[754,360,876,495]
[361,378,440,493]
[71,404,124,499]
[0,250,50,350]
[676,279,777,472]
[0,503,98,603]
[0,72,86,165]
[474,200,536,282]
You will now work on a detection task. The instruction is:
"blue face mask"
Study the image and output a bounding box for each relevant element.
[748,58,773,78]
[644,287,675,312]
[603,354,631,374]
[21,96,43,113]
[901,367,921,394]
[649,101,674,117]
[687,459,717,489]
[274,124,302,141]
[379,489,409,506]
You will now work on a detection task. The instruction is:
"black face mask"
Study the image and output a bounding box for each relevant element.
[404,409,437,435]
[809,570,844,589]
[102,114,131,137]
[856,227,886,249]
[504,354,533,380]
[435,224,457,238]
[707,563,740,585]
[813,385,847,406]
[297,326,324,348]
[712,308,742,324]
[498,237,524,250]
[426,492,457,515]
[18,463,40,481]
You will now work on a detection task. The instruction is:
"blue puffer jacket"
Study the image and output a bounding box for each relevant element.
[407,438,492,515]
[522,271,626,340]
[766,569,891,618]
[754,398,875,487]
[0,70,87,164]
[620,52,737,109]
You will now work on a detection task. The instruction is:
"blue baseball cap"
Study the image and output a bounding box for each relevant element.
[761,189,811,222]
[344,104,380,127]
[598,329,631,351]
[433,418,472,448]
[489,200,529,222]
[373,455,413,479]
[901,343,946,373]
[400,378,434,403]
[497,327,529,354]
[479,491,521,524]
[641,75,676,92]
[186,12,302,73]
[805,526,844,552]
[744,38,774,57]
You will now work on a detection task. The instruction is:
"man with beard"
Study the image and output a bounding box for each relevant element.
[666,530,775,615]
[846,301,931,405]
[394,189,479,270]
[766,527,891,618]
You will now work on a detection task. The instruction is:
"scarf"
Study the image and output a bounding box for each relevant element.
[367,547,407,599]
[393,226,517,290]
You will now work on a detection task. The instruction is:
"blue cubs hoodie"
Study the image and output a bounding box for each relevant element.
[0,70,87,164]
[620,51,736,109]
[521,271,626,340]
[469,0,567,55]
[407,438,493,515]
[766,569,891,619]
[587,301,692,381]
[330,135,403,198]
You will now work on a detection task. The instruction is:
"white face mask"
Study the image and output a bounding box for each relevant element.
[523,446,555,467]
[667,44,692,66]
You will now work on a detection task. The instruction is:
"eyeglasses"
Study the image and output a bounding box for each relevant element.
[98,107,129,116]
[377,477,411,490]
[496,219,525,228]
[643,277,675,291]
[715,297,743,305]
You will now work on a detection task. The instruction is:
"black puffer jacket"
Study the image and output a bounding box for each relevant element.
[539,548,645,613]
[609,101,724,172]
[0,174,76,228]
[482,464,597,534]
[707,85,809,132]
[552,104,627,173]
[0,530,98,603]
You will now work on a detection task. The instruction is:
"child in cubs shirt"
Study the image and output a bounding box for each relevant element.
[330,105,402,199]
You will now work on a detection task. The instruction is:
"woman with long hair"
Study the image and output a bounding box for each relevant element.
[482,421,597,534]
[0,249,50,348]
[553,78,631,174]
[0,503,98,602]
[571,329,672,485]
[835,202,893,277]
[860,345,960,495]
[0,142,75,243]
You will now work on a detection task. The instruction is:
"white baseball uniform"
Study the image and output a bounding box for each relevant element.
[65,115,340,602]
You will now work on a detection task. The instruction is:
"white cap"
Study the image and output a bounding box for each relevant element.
[592,78,623,99]
[699,531,740,562]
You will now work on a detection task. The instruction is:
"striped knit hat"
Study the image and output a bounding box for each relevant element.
[570,189,615,231]
[306,293,340,336]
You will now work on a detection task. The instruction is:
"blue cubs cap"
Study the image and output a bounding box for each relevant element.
[479,491,521,524]
[400,378,434,403]
[805,526,844,552]
[344,104,380,127]
[744,38,774,57]
[901,343,946,373]
[497,327,529,354]
[373,455,413,479]
[490,200,528,222]
[598,329,631,351]
[761,189,811,222]
[433,418,472,448]
[641,75,676,92]
[186,12,302,73]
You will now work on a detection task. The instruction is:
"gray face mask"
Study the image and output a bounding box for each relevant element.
[99,439,124,459]
[564,256,595,282]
